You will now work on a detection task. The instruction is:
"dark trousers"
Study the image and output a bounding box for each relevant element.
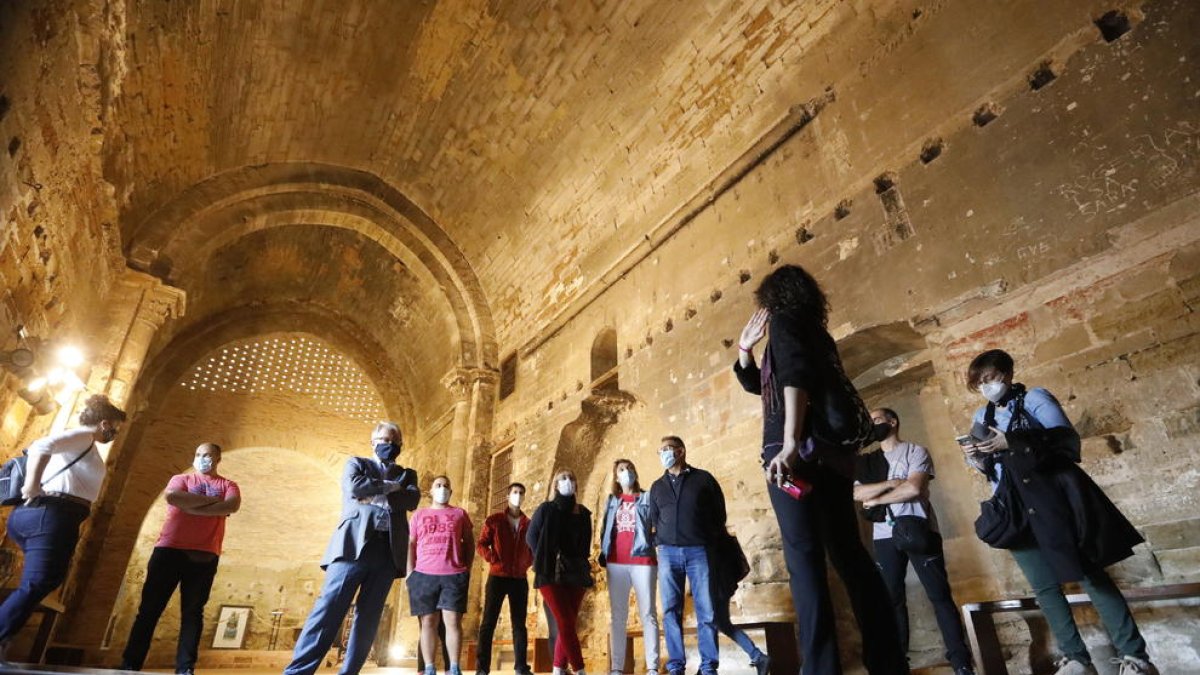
[0,499,89,641]
[476,575,530,672]
[874,536,972,670]
[121,547,221,671]
[767,463,908,675]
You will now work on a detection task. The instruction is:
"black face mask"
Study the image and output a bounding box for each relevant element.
[99,426,119,444]
[374,441,401,463]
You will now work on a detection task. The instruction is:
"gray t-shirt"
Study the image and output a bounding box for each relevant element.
[873,442,939,540]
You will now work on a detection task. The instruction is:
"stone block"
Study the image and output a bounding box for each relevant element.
[1142,518,1200,551]
[1032,322,1095,363]
[1157,547,1200,582]
[1088,288,1187,342]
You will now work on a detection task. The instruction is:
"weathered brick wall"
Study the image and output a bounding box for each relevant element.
[0,0,126,450]
[0,0,1197,672]
[493,1,1200,671]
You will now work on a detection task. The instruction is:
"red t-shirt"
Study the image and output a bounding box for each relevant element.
[156,473,240,556]
[411,506,473,575]
[608,494,654,566]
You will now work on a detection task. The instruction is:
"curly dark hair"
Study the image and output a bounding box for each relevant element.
[78,394,127,426]
[754,264,829,327]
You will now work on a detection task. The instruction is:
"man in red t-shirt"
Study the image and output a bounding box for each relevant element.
[120,443,241,675]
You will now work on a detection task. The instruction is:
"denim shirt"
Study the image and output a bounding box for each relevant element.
[969,386,1074,490]
[599,492,655,560]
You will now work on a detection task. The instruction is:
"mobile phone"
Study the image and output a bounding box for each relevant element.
[955,434,976,446]
[780,477,813,500]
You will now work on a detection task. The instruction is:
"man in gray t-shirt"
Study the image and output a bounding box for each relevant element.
[854,409,975,675]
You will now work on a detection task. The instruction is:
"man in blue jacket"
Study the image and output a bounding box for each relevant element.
[284,422,421,675]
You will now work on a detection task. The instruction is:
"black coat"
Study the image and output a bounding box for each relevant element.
[986,389,1143,583]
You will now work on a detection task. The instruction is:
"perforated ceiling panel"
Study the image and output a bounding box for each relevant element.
[179,333,385,423]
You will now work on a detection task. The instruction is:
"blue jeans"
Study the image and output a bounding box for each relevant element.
[284,535,397,675]
[658,545,718,675]
[0,499,89,641]
[713,594,762,662]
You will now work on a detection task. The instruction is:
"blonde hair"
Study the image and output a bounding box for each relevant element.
[549,469,576,499]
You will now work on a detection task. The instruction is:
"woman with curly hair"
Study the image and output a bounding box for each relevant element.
[0,394,127,659]
[734,265,907,675]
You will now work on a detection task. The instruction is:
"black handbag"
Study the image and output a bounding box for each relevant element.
[710,532,751,599]
[974,470,1029,549]
[887,507,937,555]
[553,553,593,587]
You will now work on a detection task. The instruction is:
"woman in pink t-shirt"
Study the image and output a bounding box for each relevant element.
[407,475,474,675]
[598,459,659,675]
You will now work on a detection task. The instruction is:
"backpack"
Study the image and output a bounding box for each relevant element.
[807,333,887,451]
[0,451,29,506]
[0,445,95,506]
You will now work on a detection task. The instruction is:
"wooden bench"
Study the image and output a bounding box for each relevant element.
[961,581,1200,675]
[0,589,65,664]
[461,638,553,672]
[625,622,797,675]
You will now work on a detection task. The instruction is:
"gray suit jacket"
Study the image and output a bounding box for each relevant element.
[320,456,421,577]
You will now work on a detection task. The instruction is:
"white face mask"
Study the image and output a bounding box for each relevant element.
[557,478,576,497]
[194,457,214,474]
[659,448,678,470]
[617,468,635,489]
[508,492,523,509]
[432,486,451,505]
[980,381,1009,403]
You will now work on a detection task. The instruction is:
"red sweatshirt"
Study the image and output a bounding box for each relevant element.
[477,510,533,578]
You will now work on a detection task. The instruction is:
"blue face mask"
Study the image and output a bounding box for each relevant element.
[374,441,401,462]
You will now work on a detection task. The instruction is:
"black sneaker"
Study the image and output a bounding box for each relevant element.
[515,668,534,675]
[751,655,770,675]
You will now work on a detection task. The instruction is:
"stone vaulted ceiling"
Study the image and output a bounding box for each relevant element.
[108,0,860,354]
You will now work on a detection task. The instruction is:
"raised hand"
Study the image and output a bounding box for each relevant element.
[740,308,770,350]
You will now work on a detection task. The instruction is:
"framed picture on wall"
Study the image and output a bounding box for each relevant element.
[212,605,252,649]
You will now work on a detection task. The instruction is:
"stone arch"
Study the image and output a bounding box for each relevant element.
[123,162,497,372]
[104,446,344,660]
[132,302,418,433]
[59,318,409,647]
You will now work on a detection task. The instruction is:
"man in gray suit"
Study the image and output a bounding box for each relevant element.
[284,422,421,675]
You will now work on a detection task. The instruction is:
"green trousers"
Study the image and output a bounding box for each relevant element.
[1009,546,1149,664]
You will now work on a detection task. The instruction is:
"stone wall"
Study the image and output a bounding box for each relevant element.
[492,1,1200,671]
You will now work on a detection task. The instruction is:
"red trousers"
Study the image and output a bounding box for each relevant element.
[540,584,586,669]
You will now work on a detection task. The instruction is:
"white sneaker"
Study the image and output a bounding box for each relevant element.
[1053,657,1097,675]
[1115,656,1160,675]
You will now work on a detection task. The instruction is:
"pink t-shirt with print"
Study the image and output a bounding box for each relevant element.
[411,506,473,575]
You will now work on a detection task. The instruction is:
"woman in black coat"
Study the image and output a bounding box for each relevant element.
[963,349,1157,675]
[735,264,907,675]
[526,469,592,675]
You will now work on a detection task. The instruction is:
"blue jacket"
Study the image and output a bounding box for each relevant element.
[320,456,420,577]
[598,491,655,563]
